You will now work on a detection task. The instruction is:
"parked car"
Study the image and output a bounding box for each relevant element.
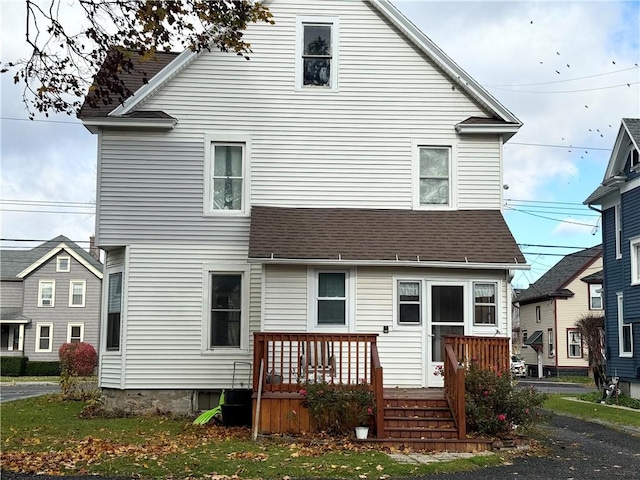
[511,355,526,378]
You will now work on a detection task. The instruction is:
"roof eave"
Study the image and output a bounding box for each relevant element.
[248,257,530,270]
[17,243,104,279]
[82,116,177,134]
[455,123,522,141]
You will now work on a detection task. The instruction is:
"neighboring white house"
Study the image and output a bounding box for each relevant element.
[516,246,602,378]
[79,0,528,413]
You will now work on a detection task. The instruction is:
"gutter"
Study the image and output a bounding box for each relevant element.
[248,257,530,270]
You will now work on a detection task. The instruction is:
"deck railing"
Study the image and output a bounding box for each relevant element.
[253,333,384,437]
[443,335,510,440]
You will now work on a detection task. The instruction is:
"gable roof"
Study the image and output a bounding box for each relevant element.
[0,236,103,281]
[581,269,603,284]
[516,245,602,305]
[248,206,526,268]
[585,118,640,204]
[79,0,521,133]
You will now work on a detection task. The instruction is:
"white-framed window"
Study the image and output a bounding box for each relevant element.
[57,256,70,272]
[69,280,86,307]
[589,284,603,310]
[35,323,53,352]
[629,147,639,170]
[615,204,622,259]
[296,16,339,91]
[548,328,554,357]
[473,282,497,325]
[67,323,84,343]
[567,329,583,358]
[618,293,633,357]
[211,143,244,212]
[397,280,422,325]
[203,264,249,351]
[419,146,451,206]
[631,237,640,285]
[535,305,541,323]
[105,271,123,351]
[38,280,55,307]
[308,268,354,331]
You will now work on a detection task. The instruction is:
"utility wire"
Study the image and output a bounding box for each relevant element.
[490,81,639,94]
[505,206,598,227]
[486,66,639,87]
[506,142,611,151]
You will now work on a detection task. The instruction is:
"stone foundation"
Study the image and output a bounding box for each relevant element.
[101,388,197,415]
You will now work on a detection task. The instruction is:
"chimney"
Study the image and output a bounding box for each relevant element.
[89,235,100,261]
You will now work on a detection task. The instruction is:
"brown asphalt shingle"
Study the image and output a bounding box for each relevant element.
[249,206,525,265]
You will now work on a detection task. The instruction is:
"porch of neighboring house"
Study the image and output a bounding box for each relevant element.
[252,332,510,452]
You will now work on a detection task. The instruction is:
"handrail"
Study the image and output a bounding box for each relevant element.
[444,343,465,439]
[370,342,384,439]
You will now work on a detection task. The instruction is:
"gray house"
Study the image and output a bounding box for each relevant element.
[0,236,103,361]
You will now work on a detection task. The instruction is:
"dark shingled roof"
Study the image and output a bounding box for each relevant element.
[0,235,102,281]
[581,269,603,284]
[517,245,602,305]
[79,51,179,119]
[458,116,517,126]
[0,307,31,322]
[624,117,640,144]
[248,206,525,265]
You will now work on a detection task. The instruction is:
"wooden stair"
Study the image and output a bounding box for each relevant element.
[359,388,493,452]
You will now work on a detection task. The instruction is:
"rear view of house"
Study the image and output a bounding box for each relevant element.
[0,236,102,362]
[80,0,527,431]
[585,118,640,399]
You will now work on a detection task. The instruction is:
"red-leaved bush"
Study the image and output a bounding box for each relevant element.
[59,342,97,376]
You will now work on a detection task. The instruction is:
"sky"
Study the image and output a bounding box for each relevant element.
[1,0,639,289]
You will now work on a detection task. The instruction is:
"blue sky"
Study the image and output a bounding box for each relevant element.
[1,1,639,288]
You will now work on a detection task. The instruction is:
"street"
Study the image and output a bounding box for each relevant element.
[517,378,598,395]
[0,383,59,403]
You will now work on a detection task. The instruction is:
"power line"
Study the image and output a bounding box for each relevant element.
[0,199,93,206]
[0,116,82,125]
[1,238,92,243]
[505,198,588,206]
[507,142,611,151]
[489,81,639,94]
[486,66,639,87]
[518,243,598,249]
[505,206,598,228]
[0,208,94,215]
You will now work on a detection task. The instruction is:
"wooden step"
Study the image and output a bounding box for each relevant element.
[356,437,493,453]
[384,405,451,418]
[384,397,448,408]
[384,426,458,439]
[384,416,455,429]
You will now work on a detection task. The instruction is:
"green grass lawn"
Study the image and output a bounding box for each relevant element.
[1,395,507,479]
[543,394,640,429]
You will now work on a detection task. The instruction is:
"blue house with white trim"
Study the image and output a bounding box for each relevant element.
[585,118,640,399]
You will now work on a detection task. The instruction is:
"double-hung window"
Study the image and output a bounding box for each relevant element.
[631,237,640,285]
[535,305,541,323]
[69,280,86,307]
[36,323,53,352]
[211,144,244,212]
[397,280,421,324]
[618,293,633,357]
[615,204,622,259]
[67,323,84,343]
[317,272,346,325]
[473,283,497,325]
[38,280,55,307]
[106,272,123,351]
[568,329,582,358]
[210,274,243,348]
[419,147,451,206]
[589,284,603,309]
[548,328,554,357]
[297,16,338,90]
[629,147,639,170]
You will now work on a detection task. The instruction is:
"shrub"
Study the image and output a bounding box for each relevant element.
[1,356,28,376]
[465,360,547,438]
[24,360,61,376]
[300,381,375,434]
[59,342,97,376]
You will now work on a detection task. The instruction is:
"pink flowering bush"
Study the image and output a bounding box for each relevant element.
[465,359,547,437]
[300,381,375,434]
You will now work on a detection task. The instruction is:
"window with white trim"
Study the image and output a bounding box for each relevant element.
[106,272,122,351]
[210,143,244,212]
[57,256,70,272]
[535,305,541,323]
[36,323,53,352]
[473,283,497,325]
[297,16,338,90]
[67,323,84,343]
[589,284,603,310]
[209,273,243,348]
[615,204,622,259]
[69,280,86,307]
[548,328,554,357]
[398,280,421,324]
[568,329,582,358]
[522,330,528,344]
[629,147,639,170]
[317,272,347,325]
[618,293,633,357]
[38,280,55,307]
[419,147,451,206]
[631,237,640,285]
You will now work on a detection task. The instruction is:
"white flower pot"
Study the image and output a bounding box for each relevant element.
[355,426,369,440]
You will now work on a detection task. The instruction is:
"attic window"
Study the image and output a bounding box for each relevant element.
[297,16,339,92]
[630,147,639,170]
[57,256,70,272]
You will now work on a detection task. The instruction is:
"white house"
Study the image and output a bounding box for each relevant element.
[80,0,527,415]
